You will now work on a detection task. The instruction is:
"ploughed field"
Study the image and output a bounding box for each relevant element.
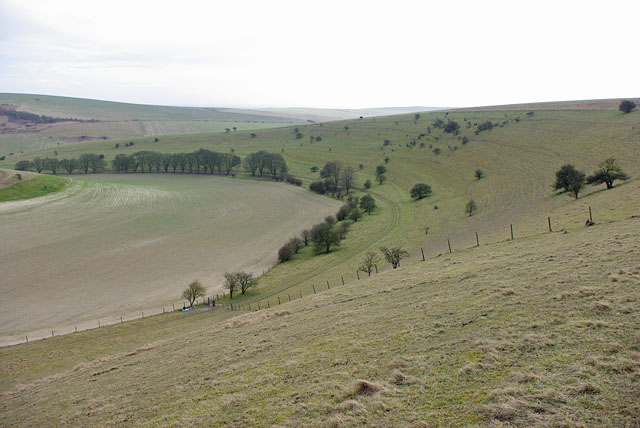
[0,174,341,345]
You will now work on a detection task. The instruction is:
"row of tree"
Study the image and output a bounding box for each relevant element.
[14,149,289,181]
[554,158,629,199]
[309,160,357,195]
[278,195,377,263]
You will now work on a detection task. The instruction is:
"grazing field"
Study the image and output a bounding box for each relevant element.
[1,102,639,426]
[4,108,638,306]
[1,212,638,427]
[0,174,341,345]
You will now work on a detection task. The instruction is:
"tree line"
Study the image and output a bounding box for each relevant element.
[278,195,377,263]
[14,149,292,182]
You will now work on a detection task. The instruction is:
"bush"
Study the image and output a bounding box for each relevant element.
[466,200,477,216]
[278,243,295,262]
[443,121,460,133]
[364,179,372,189]
[476,121,495,132]
[475,169,485,180]
[360,195,377,213]
[309,180,325,194]
[619,100,636,113]
[336,204,353,221]
[410,183,432,200]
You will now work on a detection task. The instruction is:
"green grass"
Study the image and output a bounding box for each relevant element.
[0,174,69,202]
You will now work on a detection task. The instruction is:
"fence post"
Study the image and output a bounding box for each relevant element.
[447,239,452,253]
[327,280,330,289]
[510,224,514,240]
[312,285,316,294]
[548,216,552,232]
[121,316,123,323]
[589,206,593,222]
[299,290,302,299]
[341,276,344,285]
[267,300,270,308]
[375,264,378,274]
[278,296,281,305]
[25,335,28,343]
[476,231,479,247]
[75,326,77,333]
[51,331,54,337]
[258,303,261,310]
[357,270,360,280]
[421,247,425,261]
[142,311,144,318]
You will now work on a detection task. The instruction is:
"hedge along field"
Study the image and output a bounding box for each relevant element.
[0,173,341,345]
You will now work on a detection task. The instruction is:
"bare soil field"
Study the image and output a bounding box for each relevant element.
[0,174,341,345]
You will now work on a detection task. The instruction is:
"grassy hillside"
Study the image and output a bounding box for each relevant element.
[1,211,638,426]
[0,173,69,202]
[3,108,638,307]
[1,104,639,426]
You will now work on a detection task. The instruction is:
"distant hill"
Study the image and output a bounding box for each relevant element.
[448,97,640,112]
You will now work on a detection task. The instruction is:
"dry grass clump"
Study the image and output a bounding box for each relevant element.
[392,370,422,386]
[213,310,292,333]
[589,301,612,312]
[571,382,600,395]
[514,373,539,384]
[351,380,385,396]
[578,320,609,329]
[459,362,486,375]
[338,400,367,414]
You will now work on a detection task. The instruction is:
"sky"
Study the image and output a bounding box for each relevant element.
[1,0,638,109]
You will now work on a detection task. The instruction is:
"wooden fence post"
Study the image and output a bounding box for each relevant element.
[327,280,330,289]
[267,301,270,308]
[357,270,360,280]
[589,206,593,222]
[25,336,28,343]
[476,231,479,246]
[421,247,425,261]
[447,239,452,253]
[288,294,291,302]
[341,276,344,285]
[510,224,514,240]
[548,216,552,232]
[51,331,54,337]
[375,264,378,274]
[312,285,316,294]
[299,290,302,299]
[278,296,281,305]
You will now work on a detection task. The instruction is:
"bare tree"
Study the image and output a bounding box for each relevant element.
[380,246,409,269]
[234,272,257,295]
[182,280,206,306]
[359,251,379,276]
[341,166,356,193]
[224,272,239,299]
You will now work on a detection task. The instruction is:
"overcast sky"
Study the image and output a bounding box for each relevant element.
[1,0,638,109]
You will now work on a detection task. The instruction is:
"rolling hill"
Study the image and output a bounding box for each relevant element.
[0,100,639,426]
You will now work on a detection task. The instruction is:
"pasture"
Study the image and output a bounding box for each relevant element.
[0,173,341,345]
[4,107,638,306]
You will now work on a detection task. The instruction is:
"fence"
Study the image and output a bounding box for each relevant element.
[4,204,618,347]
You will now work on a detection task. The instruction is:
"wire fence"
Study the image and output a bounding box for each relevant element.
[4,203,628,347]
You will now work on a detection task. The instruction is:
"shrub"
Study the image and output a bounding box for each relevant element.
[466,200,477,216]
[619,100,636,113]
[278,243,295,262]
[336,204,353,221]
[309,180,325,194]
[433,148,441,155]
[443,120,460,133]
[475,169,485,180]
[410,183,432,200]
[364,179,372,189]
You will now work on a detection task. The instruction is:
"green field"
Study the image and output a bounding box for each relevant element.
[1,101,639,426]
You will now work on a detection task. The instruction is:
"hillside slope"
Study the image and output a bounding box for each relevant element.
[2,212,638,427]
